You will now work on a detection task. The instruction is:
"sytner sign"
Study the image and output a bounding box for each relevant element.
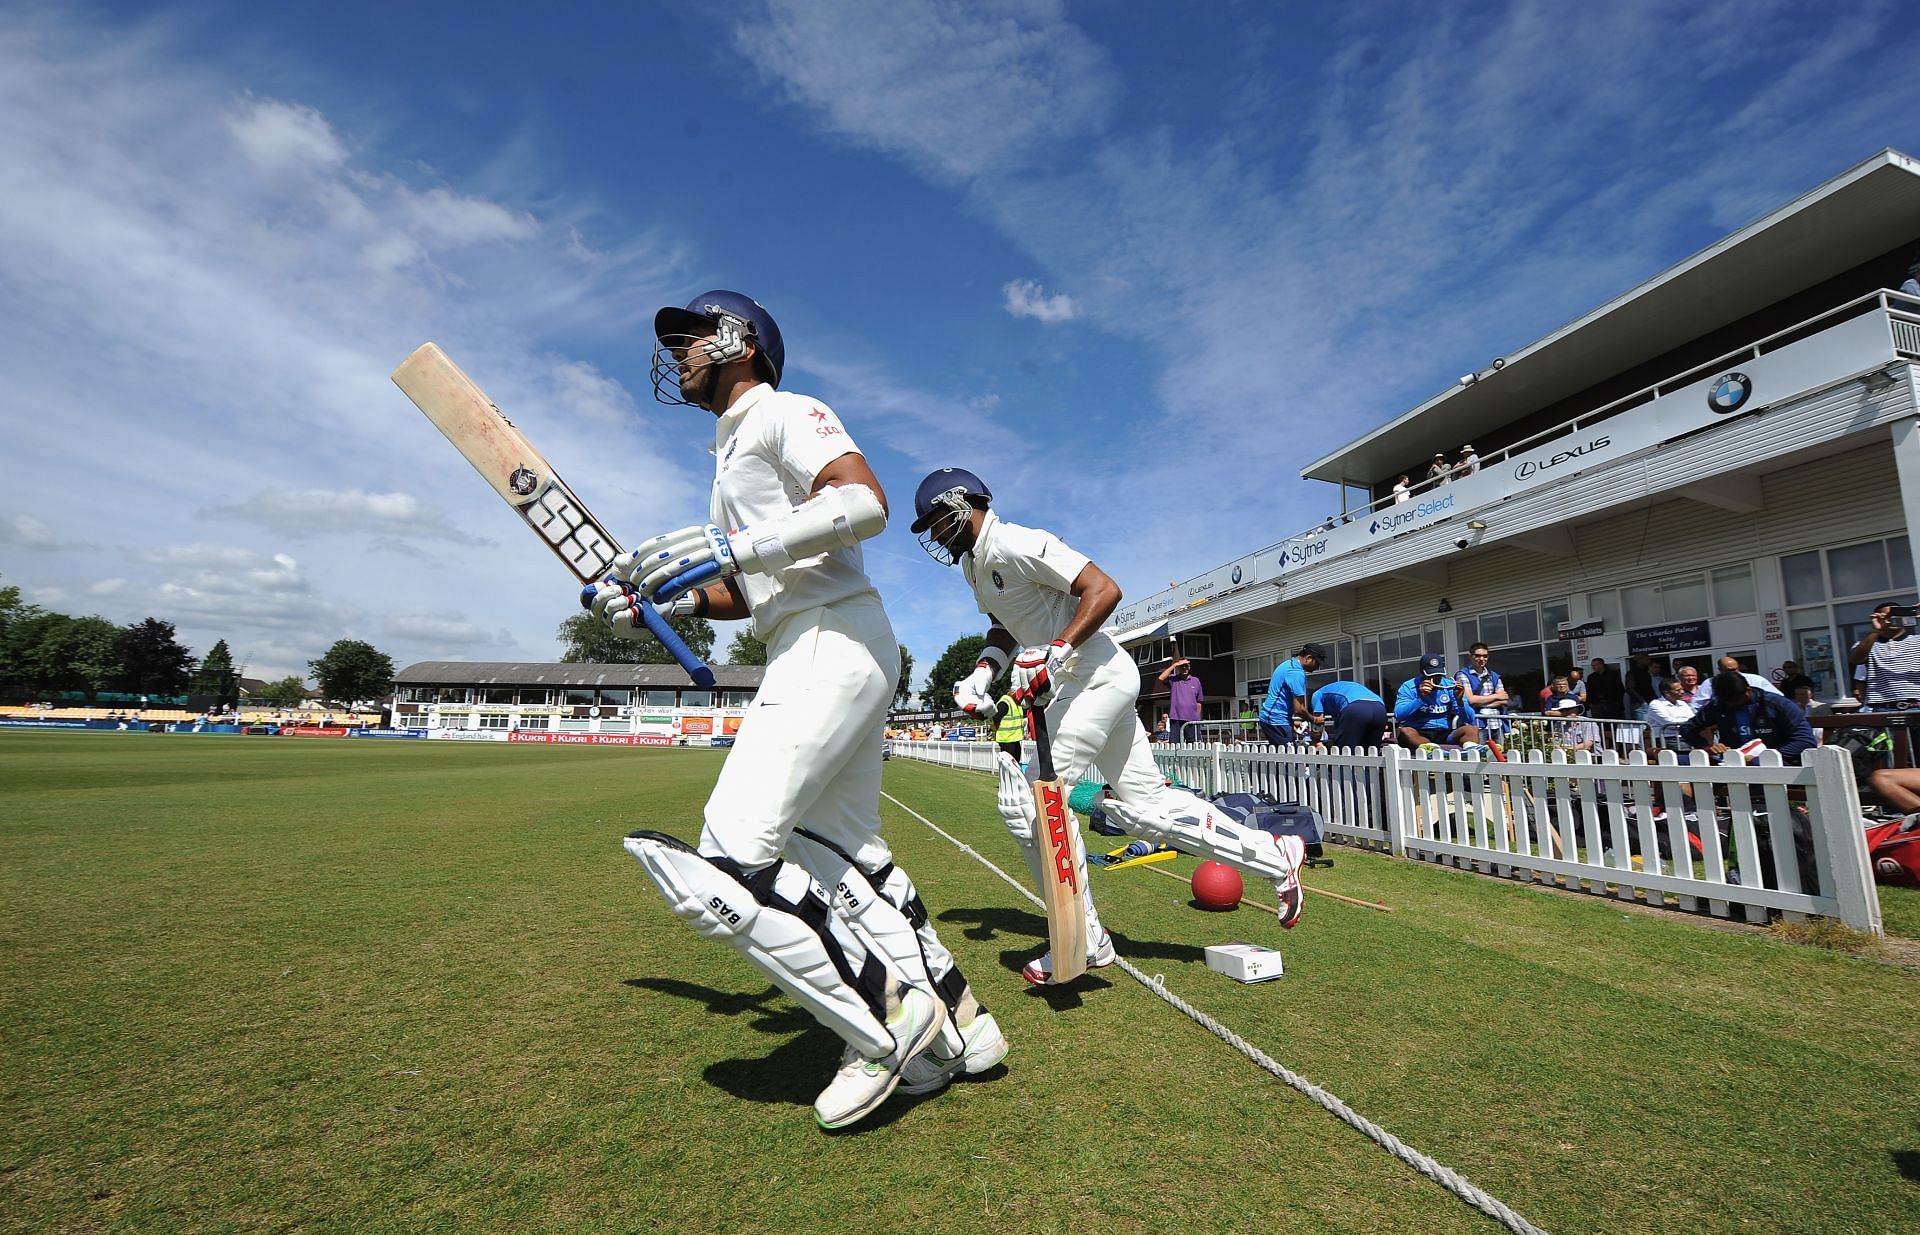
[1107,308,1893,632]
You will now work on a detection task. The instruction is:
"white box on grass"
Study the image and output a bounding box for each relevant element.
[1204,942,1283,983]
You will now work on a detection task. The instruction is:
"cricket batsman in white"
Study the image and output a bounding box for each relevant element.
[583,293,1005,1128]
[910,467,1307,982]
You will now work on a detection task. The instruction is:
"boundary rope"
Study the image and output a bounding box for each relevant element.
[881,787,1551,1235]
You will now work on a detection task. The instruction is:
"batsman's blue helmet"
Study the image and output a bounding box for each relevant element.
[910,467,993,534]
[654,290,785,389]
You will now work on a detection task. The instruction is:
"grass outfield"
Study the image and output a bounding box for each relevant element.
[3,732,1919,1235]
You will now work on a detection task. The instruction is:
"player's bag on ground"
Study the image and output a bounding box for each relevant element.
[1208,792,1325,863]
[1865,814,1920,886]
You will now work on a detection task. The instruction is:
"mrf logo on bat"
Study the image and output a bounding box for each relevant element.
[1039,782,1078,892]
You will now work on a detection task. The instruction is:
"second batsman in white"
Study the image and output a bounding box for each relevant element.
[585,293,1005,1129]
[910,467,1307,983]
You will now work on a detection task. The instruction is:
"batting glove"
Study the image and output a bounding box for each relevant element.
[1011,640,1071,707]
[581,578,698,641]
[953,661,997,716]
[617,525,735,604]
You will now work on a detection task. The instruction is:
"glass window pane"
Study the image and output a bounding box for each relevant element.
[1425,627,1445,654]
[1661,575,1708,621]
[564,688,595,705]
[599,688,633,707]
[1587,591,1622,632]
[1893,536,1915,591]
[1542,600,1570,631]
[1362,636,1378,664]
[1781,550,1825,606]
[1479,612,1507,646]
[680,690,714,708]
[1710,564,1755,616]
[1456,618,1477,647]
[1507,608,1538,644]
[1622,583,1663,628]
[641,689,677,706]
[1828,541,1888,599]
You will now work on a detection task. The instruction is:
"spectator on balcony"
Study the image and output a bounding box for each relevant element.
[1849,599,1920,708]
[1426,453,1451,488]
[1584,658,1626,719]
[1455,445,1479,477]
[1625,653,1657,721]
[1392,475,1412,505]
[1158,656,1205,743]
[1901,258,1920,303]
[1455,643,1508,738]
[1258,643,1324,745]
[1394,652,1481,750]
[1675,663,1702,705]
[1681,671,1817,764]
[1540,673,1572,710]
[1548,696,1601,753]
[1566,667,1587,705]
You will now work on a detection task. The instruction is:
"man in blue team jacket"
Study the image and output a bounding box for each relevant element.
[1681,671,1817,764]
[1394,652,1482,750]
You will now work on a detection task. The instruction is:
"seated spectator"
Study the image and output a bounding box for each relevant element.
[1548,696,1601,752]
[1674,663,1702,705]
[1681,671,1816,765]
[1394,653,1482,750]
[1645,679,1696,750]
[1789,684,1827,744]
[1540,674,1572,710]
[1774,660,1814,698]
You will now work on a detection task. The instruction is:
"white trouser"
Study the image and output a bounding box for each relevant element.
[701,592,896,872]
[1045,641,1172,817]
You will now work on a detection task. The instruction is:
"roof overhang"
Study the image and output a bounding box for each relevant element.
[1301,148,1920,485]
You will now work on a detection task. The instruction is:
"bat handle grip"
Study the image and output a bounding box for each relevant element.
[1030,703,1054,780]
[637,597,718,689]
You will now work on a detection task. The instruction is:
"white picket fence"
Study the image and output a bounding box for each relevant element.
[887,737,1882,934]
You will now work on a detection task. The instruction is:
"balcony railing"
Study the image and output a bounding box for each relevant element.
[1108,289,1920,633]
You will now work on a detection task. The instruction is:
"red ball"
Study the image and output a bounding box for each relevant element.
[1191,860,1244,911]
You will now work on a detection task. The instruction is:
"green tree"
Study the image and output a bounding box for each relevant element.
[309,639,396,704]
[115,618,193,696]
[895,644,914,707]
[924,634,989,717]
[251,676,310,707]
[191,638,239,703]
[66,616,125,701]
[557,612,716,665]
[726,629,769,666]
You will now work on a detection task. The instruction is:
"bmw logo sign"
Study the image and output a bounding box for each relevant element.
[1708,372,1751,414]
[1230,565,1243,585]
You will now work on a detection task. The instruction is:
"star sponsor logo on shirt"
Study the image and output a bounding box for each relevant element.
[808,405,843,438]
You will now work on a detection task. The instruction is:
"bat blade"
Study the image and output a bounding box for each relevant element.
[392,343,620,586]
[1030,706,1089,983]
[391,342,716,688]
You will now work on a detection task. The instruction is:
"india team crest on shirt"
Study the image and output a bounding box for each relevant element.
[991,570,1005,591]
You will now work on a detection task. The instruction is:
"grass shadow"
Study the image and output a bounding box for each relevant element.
[1892,1148,1920,1184]
[624,976,812,1036]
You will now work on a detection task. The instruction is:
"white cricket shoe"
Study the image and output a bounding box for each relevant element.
[813,984,947,1130]
[898,1008,1010,1095]
[1020,929,1117,985]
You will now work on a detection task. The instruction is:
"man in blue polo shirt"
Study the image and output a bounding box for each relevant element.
[1394,652,1482,750]
[1258,643,1324,745]
[1309,679,1389,748]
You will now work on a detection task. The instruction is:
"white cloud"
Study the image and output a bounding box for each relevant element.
[204,489,491,545]
[225,97,345,175]
[1001,279,1078,323]
[0,514,81,551]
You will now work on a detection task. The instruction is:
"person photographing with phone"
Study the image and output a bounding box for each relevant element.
[1394,652,1482,752]
[1851,599,1920,709]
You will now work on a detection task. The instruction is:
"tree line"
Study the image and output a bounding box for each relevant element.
[0,575,394,707]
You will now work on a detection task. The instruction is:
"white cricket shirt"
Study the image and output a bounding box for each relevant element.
[711,384,879,639]
[961,511,1122,677]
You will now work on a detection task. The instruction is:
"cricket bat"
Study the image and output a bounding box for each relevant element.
[390,343,716,688]
[1030,705,1089,983]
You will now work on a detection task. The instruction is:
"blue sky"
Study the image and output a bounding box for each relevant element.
[2,0,1916,689]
